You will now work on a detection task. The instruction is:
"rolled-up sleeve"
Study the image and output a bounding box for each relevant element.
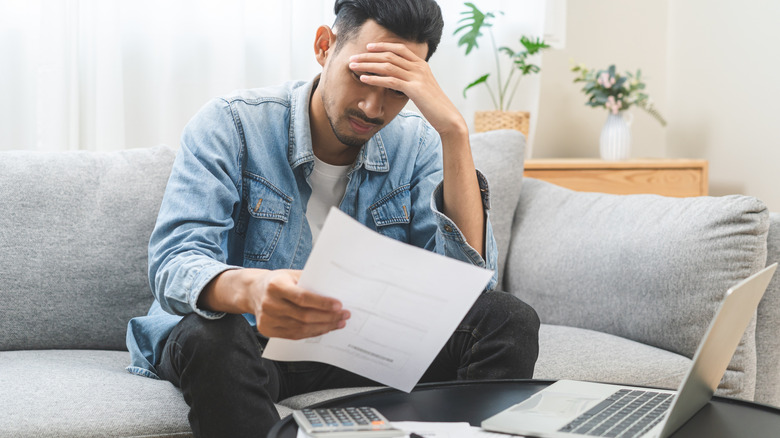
[408,124,499,291]
[147,98,244,318]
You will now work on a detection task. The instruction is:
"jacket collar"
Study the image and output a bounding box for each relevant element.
[288,76,389,173]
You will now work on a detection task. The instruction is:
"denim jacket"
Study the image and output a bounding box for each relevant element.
[126,78,498,379]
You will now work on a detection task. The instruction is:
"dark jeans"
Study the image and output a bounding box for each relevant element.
[157,290,540,438]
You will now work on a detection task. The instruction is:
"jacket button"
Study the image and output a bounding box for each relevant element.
[444,225,453,233]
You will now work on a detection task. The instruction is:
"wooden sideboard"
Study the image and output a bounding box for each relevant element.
[523,158,709,197]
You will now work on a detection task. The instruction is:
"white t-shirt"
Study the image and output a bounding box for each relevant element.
[307,155,350,243]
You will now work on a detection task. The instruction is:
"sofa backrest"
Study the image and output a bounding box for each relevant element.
[0,146,175,351]
[0,131,522,351]
[506,178,770,399]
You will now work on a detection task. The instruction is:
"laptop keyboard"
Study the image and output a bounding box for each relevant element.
[558,389,674,437]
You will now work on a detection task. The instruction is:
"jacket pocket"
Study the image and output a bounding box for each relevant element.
[242,173,292,262]
[370,184,411,241]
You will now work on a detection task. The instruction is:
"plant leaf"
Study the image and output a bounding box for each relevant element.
[452,2,495,55]
[498,46,516,57]
[463,73,490,98]
[520,35,550,55]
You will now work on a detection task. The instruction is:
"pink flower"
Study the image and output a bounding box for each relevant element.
[605,95,622,114]
[598,72,612,88]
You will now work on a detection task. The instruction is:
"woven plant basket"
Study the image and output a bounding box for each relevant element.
[474,110,530,138]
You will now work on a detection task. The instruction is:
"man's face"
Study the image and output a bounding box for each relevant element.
[318,20,428,148]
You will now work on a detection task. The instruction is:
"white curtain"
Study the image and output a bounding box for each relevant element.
[0,0,551,152]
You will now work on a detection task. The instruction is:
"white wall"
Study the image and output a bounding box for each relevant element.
[666,0,780,210]
[534,0,669,159]
[533,0,780,211]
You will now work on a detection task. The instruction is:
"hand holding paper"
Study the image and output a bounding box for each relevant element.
[262,208,493,392]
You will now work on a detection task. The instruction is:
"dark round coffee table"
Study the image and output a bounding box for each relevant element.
[267,379,780,438]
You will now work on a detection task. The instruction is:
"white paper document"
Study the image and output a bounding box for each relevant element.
[262,208,493,392]
[295,421,516,438]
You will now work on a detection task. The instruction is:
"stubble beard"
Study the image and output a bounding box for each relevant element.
[322,94,383,149]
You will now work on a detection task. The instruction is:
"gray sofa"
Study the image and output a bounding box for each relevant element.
[1,129,778,437]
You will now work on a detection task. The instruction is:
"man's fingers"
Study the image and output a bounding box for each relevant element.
[265,272,342,311]
[294,289,343,311]
[349,52,413,75]
[253,269,350,340]
[365,42,418,60]
[350,61,408,83]
[262,284,349,324]
[349,50,410,65]
[256,313,348,340]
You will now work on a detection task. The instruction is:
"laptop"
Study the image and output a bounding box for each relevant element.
[482,263,778,438]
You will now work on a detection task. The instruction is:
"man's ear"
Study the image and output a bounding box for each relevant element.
[314,25,336,67]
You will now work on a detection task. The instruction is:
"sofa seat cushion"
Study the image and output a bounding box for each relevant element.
[535,324,751,401]
[0,350,192,437]
[0,349,379,437]
[278,387,384,410]
[535,324,689,391]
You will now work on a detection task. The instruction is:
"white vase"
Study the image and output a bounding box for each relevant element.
[599,112,633,160]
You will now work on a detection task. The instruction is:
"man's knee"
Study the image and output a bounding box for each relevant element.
[471,291,541,335]
[453,291,540,379]
[172,313,259,361]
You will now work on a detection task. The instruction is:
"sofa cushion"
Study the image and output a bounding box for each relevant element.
[0,146,176,351]
[0,349,298,437]
[0,350,191,437]
[507,178,769,400]
[278,386,384,410]
[535,324,692,392]
[535,323,754,401]
[469,130,525,290]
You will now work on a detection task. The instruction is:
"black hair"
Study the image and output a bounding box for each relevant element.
[332,0,444,61]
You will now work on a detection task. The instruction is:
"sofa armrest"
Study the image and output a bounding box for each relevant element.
[469,129,525,291]
[755,212,780,405]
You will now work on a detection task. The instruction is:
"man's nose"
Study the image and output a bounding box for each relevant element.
[359,87,384,120]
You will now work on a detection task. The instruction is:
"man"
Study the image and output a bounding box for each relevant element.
[126,1,539,436]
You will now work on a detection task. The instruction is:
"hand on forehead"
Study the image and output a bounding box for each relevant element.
[342,20,428,61]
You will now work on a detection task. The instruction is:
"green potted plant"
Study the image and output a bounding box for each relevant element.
[453,2,550,136]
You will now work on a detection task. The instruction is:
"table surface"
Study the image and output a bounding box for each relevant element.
[267,379,780,438]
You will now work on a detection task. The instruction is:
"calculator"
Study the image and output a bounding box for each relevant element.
[292,407,404,437]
